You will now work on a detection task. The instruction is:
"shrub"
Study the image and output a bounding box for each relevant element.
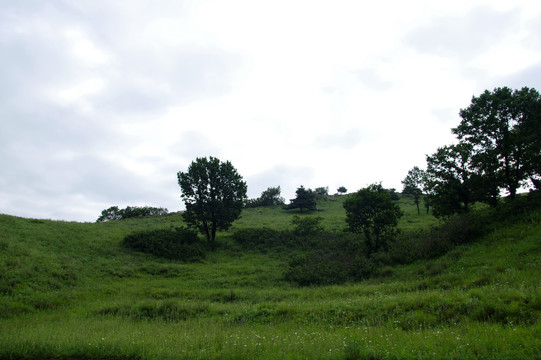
[231,227,292,249]
[122,227,205,261]
[283,233,375,286]
[290,215,324,236]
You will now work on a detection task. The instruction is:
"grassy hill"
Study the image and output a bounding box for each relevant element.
[0,195,539,359]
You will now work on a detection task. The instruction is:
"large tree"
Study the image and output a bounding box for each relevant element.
[177,157,247,243]
[343,183,403,254]
[453,86,541,200]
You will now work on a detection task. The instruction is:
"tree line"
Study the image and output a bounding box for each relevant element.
[402,87,540,217]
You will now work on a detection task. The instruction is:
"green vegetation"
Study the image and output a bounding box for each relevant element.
[1,192,540,359]
[1,87,539,359]
[97,206,169,222]
[177,156,247,243]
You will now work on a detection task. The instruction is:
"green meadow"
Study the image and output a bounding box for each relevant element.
[0,195,539,359]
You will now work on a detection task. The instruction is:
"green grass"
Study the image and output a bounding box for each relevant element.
[0,197,539,359]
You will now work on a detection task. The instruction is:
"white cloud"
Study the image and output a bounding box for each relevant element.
[0,0,540,221]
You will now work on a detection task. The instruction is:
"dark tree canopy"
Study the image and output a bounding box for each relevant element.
[314,187,329,196]
[424,143,482,217]
[287,186,317,212]
[97,205,168,222]
[453,86,541,200]
[343,183,403,254]
[177,157,247,243]
[337,186,348,194]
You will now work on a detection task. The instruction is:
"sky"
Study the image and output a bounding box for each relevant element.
[1,0,541,222]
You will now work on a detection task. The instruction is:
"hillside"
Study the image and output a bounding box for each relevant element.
[0,197,539,360]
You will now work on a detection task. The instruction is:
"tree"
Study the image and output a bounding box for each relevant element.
[424,143,482,217]
[97,205,168,222]
[337,186,347,195]
[97,206,123,222]
[177,157,247,243]
[343,183,403,255]
[401,166,425,214]
[259,186,285,206]
[453,86,541,200]
[314,186,329,197]
[287,186,317,212]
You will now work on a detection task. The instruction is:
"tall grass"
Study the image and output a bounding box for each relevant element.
[0,198,539,359]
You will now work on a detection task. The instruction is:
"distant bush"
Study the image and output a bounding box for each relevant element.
[97,205,168,222]
[244,186,285,208]
[122,227,205,261]
[284,233,371,286]
[290,215,324,236]
[231,227,294,250]
[387,211,490,264]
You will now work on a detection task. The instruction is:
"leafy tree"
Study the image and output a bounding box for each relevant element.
[425,143,483,217]
[97,205,168,222]
[287,186,317,212]
[259,186,285,206]
[177,157,247,243]
[453,86,541,200]
[401,166,425,214]
[343,183,403,255]
[314,187,329,197]
[337,186,347,195]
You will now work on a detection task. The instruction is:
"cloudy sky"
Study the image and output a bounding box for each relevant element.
[1,0,540,222]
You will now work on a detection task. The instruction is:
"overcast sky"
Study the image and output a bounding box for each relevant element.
[1,0,540,222]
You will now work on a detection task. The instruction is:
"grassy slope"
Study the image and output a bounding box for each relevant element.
[0,196,539,360]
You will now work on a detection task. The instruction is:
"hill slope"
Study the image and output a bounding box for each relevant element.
[0,199,539,360]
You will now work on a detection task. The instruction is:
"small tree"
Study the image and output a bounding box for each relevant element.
[177,157,247,243]
[314,187,329,197]
[401,166,425,214]
[259,186,285,206]
[343,183,403,255]
[287,186,317,212]
[337,186,348,195]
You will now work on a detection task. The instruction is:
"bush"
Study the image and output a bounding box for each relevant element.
[231,227,293,249]
[290,215,324,236]
[122,227,205,261]
[97,205,168,222]
[283,233,374,286]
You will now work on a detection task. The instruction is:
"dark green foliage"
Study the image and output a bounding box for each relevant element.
[97,205,168,222]
[453,86,541,200]
[343,183,403,254]
[97,301,209,322]
[286,186,317,212]
[337,186,347,194]
[388,211,490,264]
[389,188,400,200]
[245,186,285,208]
[290,215,324,236]
[425,143,481,217]
[284,233,372,286]
[231,227,291,250]
[122,227,205,261]
[177,157,247,243]
[314,186,329,197]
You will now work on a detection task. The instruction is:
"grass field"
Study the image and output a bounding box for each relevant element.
[0,195,539,359]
